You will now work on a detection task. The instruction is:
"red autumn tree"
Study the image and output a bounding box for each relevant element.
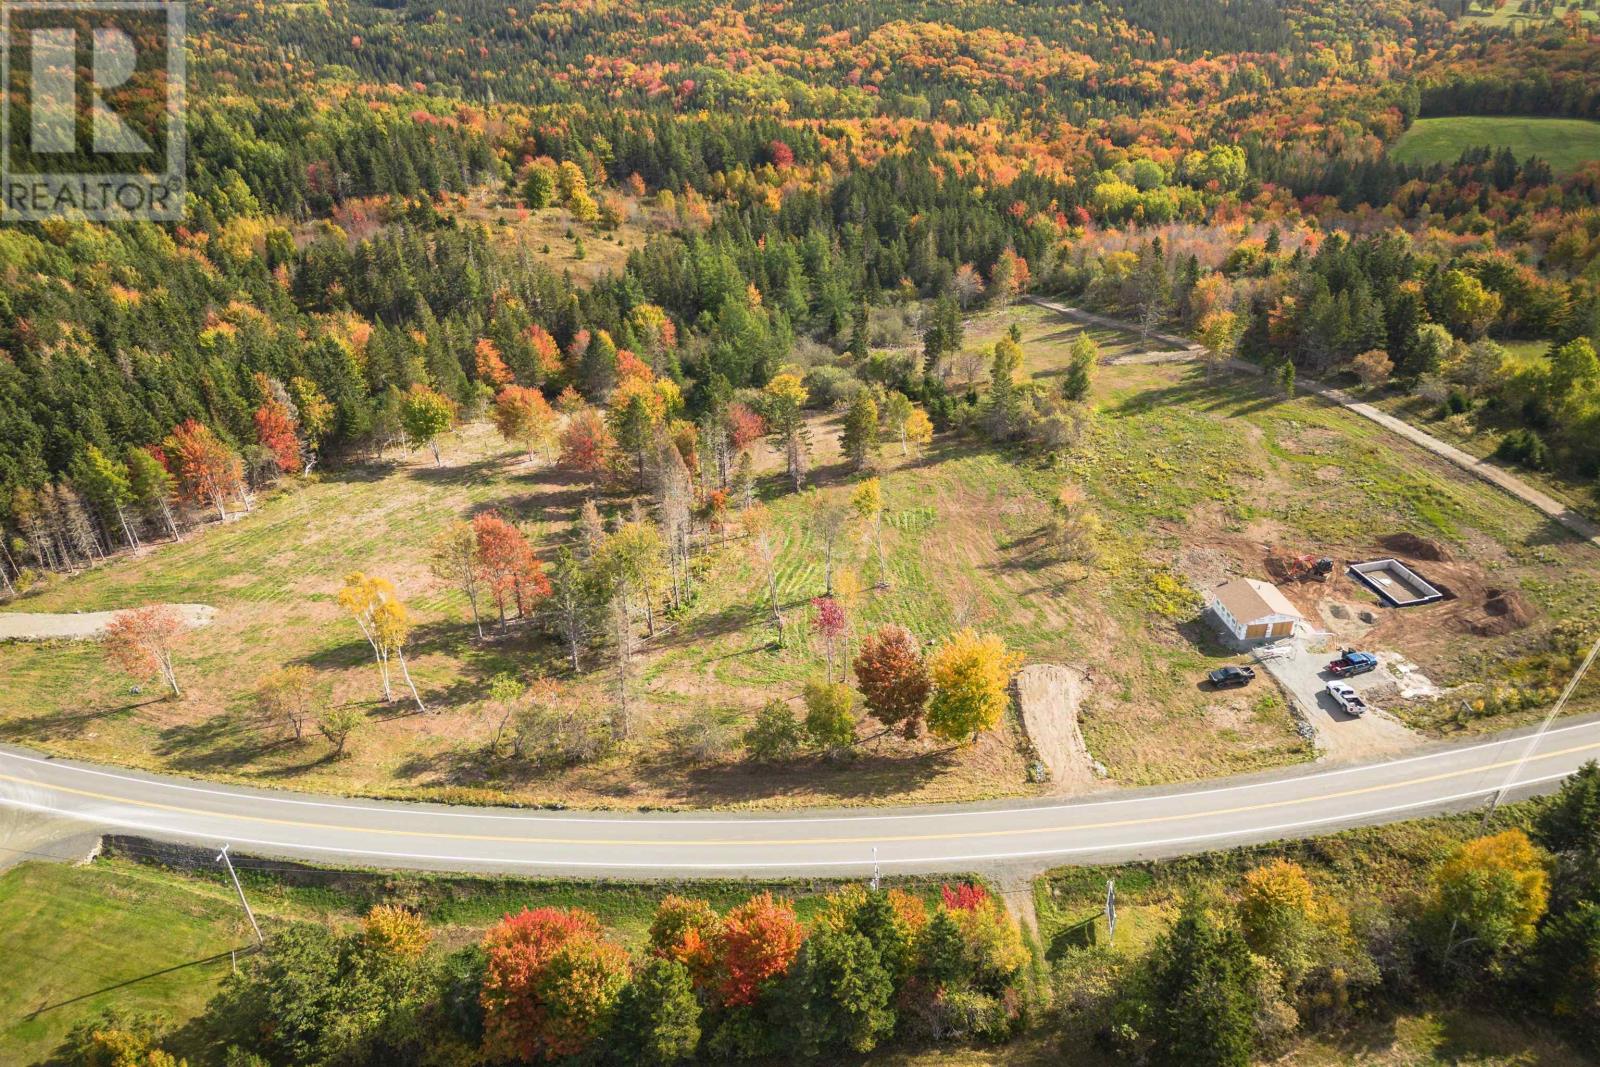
[941,882,992,912]
[103,605,186,697]
[164,419,245,520]
[717,892,805,1007]
[811,596,848,683]
[768,139,795,169]
[475,337,514,387]
[480,907,630,1063]
[853,624,933,738]
[559,407,618,483]
[253,400,303,474]
[472,513,550,626]
[726,402,766,451]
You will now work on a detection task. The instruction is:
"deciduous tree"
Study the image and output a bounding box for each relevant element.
[803,678,856,757]
[718,893,805,1008]
[400,384,456,466]
[103,605,186,697]
[491,386,559,464]
[926,630,1023,743]
[480,907,629,1062]
[429,521,484,638]
[853,625,931,738]
[255,665,319,742]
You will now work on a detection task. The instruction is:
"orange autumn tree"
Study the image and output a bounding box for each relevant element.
[251,375,303,476]
[717,892,805,1007]
[492,385,560,463]
[475,337,514,387]
[472,512,550,626]
[480,907,630,1063]
[164,419,245,521]
[103,605,187,697]
[648,894,724,989]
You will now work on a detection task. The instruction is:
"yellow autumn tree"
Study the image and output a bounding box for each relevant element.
[926,630,1023,743]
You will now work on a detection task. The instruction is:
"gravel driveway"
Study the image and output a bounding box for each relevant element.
[0,604,216,641]
[1261,636,1421,762]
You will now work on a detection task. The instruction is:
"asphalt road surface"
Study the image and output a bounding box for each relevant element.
[3,718,1598,878]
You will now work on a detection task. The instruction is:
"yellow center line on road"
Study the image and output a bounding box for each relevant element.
[3,739,1597,850]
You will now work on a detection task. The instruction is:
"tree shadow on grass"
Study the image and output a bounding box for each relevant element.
[404,453,506,486]
[0,697,161,743]
[153,714,294,773]
[674,746,960,805]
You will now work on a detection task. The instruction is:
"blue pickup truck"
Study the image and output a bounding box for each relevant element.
[1325,650,1379,678]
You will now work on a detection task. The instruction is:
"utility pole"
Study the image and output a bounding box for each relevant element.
[1483,633,1600,828]
[870,847,880,891]
[216,844,263,947]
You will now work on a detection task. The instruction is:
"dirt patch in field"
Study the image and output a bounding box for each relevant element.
[1014,664,1097,792]
[1379,532,1455,562]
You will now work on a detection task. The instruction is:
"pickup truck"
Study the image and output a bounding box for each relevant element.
[1326,650,1379,678]
[1208,665,1257,689]
[1326,681,1370,717]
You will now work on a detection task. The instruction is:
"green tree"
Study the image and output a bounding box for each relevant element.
[1549,338,1600,400]
[125,447,180,541]
[1533,762,1600,908]
[1062,334,1098,401]
[1143,898,1259,1067]
[74,444,138,548]
[840,389,881,469]
[803,679,856,757]
[1426,830,1549,970]
[744,699,805,763]
[523,164,556,210]
[1434,269,1502,338]
[400,384,455,466]
[613,957,702,1065]
[787,926,896,1056]
[1533,902,1600,1050]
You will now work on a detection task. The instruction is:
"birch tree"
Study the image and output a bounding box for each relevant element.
[374,597,427,713]
[429,521,485,638]
[338,571,397,701]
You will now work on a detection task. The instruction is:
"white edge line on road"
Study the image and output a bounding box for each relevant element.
[3,718,1594,827]
[0,770,1574,871]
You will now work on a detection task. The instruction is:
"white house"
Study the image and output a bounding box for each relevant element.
[1209,578,1303,642]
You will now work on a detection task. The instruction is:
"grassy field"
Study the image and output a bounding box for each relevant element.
[2,303,1594,807]
[1391,116,1600,174]
[0,849,944,1065]
[1460,0,1596,29]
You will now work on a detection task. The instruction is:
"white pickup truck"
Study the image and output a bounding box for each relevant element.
[1326,681,1371,717]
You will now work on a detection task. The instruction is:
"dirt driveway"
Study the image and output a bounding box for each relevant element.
[1261,637,1421,762]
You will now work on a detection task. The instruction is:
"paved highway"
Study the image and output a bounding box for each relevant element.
[3,717,1598,877]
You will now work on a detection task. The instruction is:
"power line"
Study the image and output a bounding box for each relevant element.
[1483,632,1600,828]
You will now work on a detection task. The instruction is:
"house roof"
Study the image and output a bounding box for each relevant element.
[1211,578,1304,623]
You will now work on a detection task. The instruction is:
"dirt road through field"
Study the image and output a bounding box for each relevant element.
[0,605,216,641]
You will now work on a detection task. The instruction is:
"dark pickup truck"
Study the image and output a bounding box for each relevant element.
[1326,650,1379,678]
[1208,665,1257,689]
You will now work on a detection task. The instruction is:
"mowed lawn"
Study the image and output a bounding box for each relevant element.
[1391,116,1600,174]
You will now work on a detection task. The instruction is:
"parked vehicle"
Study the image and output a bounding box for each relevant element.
[1326,650,1379,678]
[1208,665,1257,689]
[1326,681,1370,716]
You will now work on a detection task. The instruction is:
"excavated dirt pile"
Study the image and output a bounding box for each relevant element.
[1379,532,1454,562]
